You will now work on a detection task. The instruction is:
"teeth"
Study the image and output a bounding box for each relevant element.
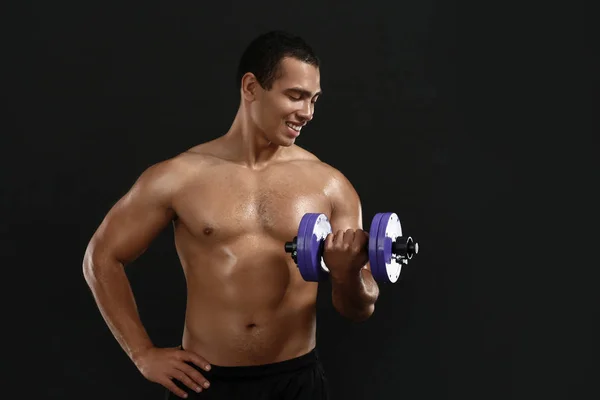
[286,122,302,132]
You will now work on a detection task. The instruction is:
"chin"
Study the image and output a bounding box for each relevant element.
[267,132,295,147]
[272,138,294,147]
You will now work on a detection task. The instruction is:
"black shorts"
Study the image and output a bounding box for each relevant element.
[165,348,329,399]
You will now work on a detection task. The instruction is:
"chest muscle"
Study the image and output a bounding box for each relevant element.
[174,171,330,242]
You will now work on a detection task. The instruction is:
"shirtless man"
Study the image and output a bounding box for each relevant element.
[83,31,380,399]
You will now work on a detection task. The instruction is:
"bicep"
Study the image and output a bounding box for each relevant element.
[328,173,364,232]
[87,166,177,266]
[327,170,371,269]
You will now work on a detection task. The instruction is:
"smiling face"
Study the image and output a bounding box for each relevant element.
[243,57,322,146]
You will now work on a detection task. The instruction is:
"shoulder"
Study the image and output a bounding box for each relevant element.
[321,162,360,205]
[288,146,359,202]
[132,144,220,196]
[291,148,363,227]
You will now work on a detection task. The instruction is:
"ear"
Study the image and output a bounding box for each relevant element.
[241,72,259,101]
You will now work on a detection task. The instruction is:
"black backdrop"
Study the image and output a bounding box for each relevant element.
[3,1,591,400]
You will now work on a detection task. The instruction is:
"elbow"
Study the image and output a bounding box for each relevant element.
[351,304,375,322]
[335,302,375,323]
[82,248,98,285]
[82,244,117,285]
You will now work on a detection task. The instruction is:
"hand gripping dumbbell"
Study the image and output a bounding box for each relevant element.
[284,212,419,283]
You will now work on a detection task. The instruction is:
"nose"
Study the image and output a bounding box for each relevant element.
[297,100,314,122]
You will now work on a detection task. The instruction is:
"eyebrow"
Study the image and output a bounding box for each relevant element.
[285,87,322,98]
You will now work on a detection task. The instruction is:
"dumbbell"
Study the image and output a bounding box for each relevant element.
[284,212,419,283]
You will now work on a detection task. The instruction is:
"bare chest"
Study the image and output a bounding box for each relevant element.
[173,170,331,242]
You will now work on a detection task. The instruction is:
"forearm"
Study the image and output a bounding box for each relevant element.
[331,267,379,322]
[83,256,154,365]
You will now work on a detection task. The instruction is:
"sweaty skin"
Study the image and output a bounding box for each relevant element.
[84,58,378,396]
[84,137,368,367]
[173,142,343,366]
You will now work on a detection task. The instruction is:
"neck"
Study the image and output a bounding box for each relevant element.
[222,104,286,168]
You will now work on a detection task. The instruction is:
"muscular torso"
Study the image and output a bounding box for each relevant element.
[170,145,333,366]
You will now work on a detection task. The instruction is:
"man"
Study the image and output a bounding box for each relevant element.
[83,31,380,399]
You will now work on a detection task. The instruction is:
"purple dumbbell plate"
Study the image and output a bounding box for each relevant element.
[370,212,403,283]
[297,213,331,282]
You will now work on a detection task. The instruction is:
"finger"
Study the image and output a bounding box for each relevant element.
[324,232,335,250]
[179,350,212,372]
[171,369,204,393]
[160,378,190,399]
[351,239,365,256]
[355,229,369,248]
[178,363,211,390]
[343,229,356,246]
[333,230,346,246]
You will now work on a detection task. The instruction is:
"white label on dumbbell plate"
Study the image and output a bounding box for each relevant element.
[385,213,402,283]
[314,214,332,273]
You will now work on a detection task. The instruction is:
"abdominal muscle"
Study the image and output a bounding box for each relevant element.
[176,232,319,367]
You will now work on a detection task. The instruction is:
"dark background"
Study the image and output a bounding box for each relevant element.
[2,1,591,399]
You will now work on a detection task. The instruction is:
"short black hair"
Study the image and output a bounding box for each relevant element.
[236,31,320,90]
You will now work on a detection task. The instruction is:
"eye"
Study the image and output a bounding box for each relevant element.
[288,94,301,101]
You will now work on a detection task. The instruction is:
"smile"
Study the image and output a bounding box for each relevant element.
[286,122,302,132]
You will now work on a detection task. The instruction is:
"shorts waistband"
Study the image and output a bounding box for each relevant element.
[183,347,320,379]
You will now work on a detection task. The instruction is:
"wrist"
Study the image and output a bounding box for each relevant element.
[330,265,365,286]
[331,268,378,303]
[130,343,155,367]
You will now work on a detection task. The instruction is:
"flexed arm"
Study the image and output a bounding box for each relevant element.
[83,160,180,363]
[323,169,379,322]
